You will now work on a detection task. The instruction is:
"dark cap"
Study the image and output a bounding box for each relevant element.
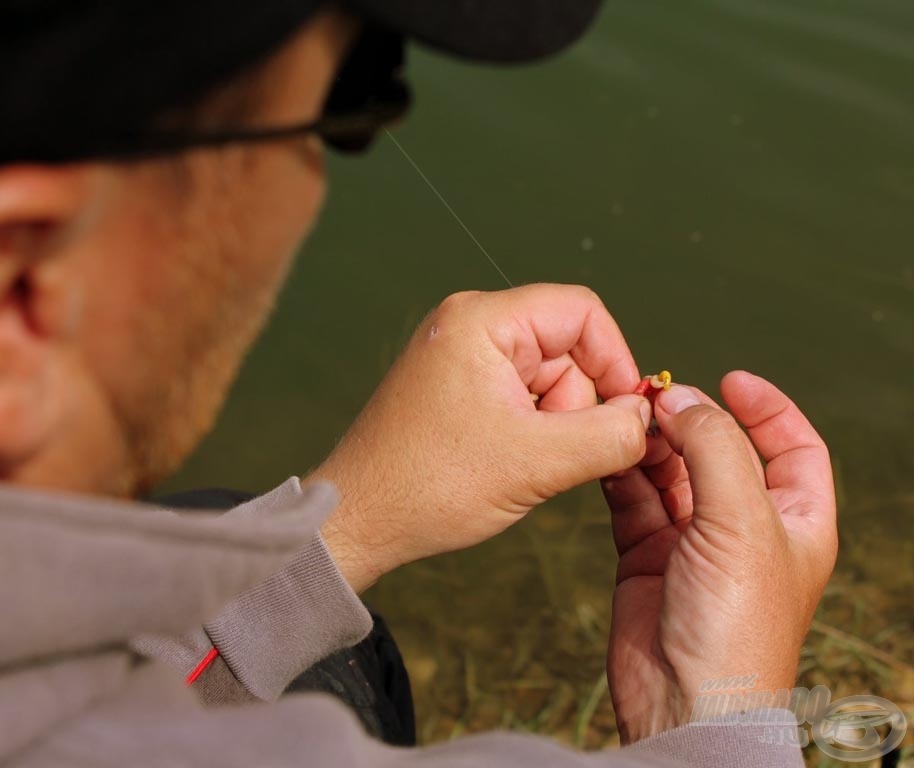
[347,0,604,63]
[1,0,603,164]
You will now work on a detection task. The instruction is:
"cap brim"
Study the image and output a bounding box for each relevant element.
[345,0,605,63]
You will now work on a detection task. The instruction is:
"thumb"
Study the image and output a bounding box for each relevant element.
[525,394,651,493]
[653,386,772,535]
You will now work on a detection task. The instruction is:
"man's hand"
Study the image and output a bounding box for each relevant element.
[309,284,652,592]
[604,371,837,743]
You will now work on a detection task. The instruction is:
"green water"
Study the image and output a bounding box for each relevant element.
[168,0,914,732]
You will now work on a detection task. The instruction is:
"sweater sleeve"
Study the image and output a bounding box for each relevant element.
[134,478,374,702]
[127,481,804,767]
[14,678,804,768]
[626,709,805,767]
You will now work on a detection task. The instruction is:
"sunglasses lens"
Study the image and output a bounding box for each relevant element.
[321,79,412,153]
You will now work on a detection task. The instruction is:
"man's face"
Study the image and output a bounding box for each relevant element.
[0,11,359,496]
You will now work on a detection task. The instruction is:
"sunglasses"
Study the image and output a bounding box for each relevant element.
[104,25,412,161]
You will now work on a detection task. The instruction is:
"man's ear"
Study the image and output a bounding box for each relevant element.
[0,164,99,470]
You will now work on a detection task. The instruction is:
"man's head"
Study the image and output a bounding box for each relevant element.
[0,10,360,495]
[0,2,603,497]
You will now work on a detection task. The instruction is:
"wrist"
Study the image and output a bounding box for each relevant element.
[618,676,800,744]
[301,463,399,594]
[319,513,385,594]
[615,681,690,744]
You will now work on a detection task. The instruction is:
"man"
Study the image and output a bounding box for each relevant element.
[0,2,837,766]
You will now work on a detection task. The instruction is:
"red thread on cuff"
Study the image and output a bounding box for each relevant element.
[185,647,220,686]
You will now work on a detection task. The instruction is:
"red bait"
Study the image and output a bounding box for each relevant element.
[634,370,672,404]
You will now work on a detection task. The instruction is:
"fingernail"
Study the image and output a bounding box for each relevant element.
[638,400,652,430]
[660,385,701,415]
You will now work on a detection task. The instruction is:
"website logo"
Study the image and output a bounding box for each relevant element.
[690,680,907,762]
[812,695,906,762]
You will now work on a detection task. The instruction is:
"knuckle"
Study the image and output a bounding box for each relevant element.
[820,440,833,465]
[826,527,839,565]
[535,282,602,307]
[570,284,603,307]
[615,410,647,461]
[428,291,483,331]
[583,286,603,305]
[690,406,741,441]
[437,290,479,317]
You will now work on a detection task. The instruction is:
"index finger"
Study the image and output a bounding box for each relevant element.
[720,371,834,505]
[482,283,641,399]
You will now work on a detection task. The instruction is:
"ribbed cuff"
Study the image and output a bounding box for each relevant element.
[627,709,804,768]
[204,479,373,702]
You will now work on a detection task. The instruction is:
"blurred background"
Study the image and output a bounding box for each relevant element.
[164,0,914,763]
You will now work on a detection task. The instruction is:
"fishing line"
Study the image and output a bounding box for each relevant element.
[384,129,514,288]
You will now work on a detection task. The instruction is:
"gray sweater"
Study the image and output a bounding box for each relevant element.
[0,477,803,767]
